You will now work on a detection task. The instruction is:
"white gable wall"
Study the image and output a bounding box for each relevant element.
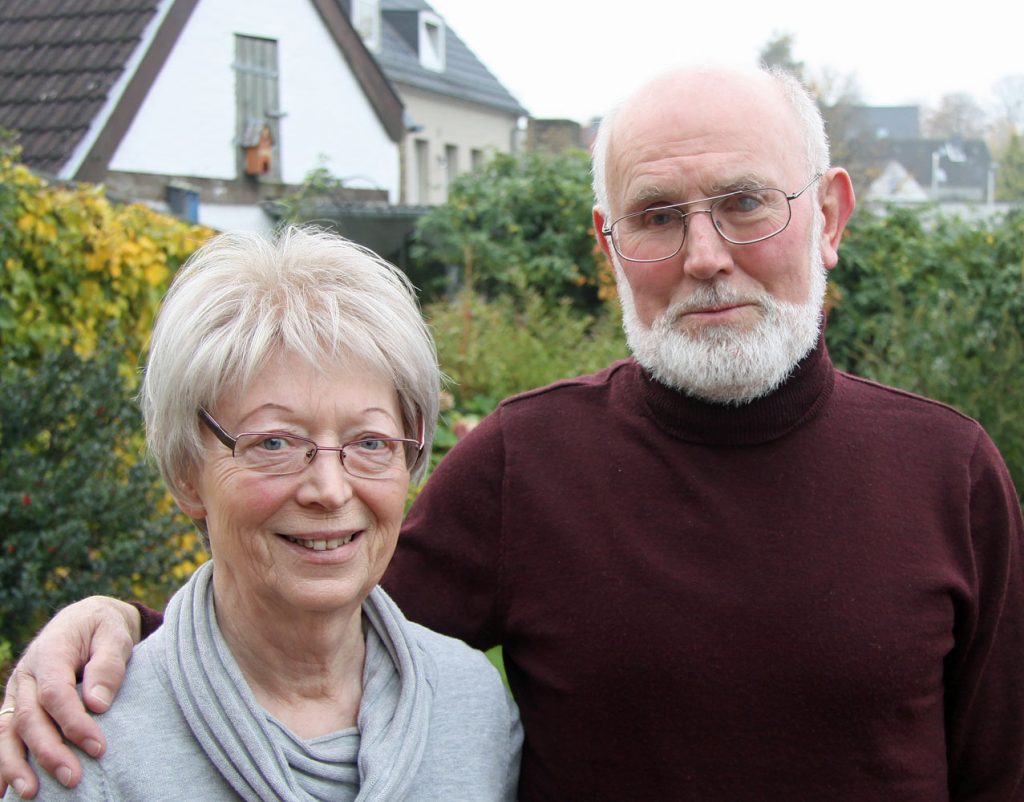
[109,0,398,198]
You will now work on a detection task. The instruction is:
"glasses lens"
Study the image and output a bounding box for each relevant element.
[234,434,313,475]
[612,207,685,262]
[343,439,411,479]
[711,189,791,244]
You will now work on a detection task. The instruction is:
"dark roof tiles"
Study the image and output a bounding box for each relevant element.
[0,0,406,177]
[377,0,526,116]
[0,0,159,172]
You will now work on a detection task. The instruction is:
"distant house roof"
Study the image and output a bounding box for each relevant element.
[846,106,921,140]
[374,0,527,117]
[866,161,929,202]
[850,137,992,201]
[0,0,404,179]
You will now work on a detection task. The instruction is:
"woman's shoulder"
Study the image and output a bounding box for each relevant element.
[403,623,522,800]
[403,622,509,706]
[408,622,502,682]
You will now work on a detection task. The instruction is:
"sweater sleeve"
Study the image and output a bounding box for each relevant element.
[129,601,165,639]
[382,406,508,651]
[945,430,1024,800]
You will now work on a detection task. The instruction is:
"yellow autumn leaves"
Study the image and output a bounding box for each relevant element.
[1,150,212,366]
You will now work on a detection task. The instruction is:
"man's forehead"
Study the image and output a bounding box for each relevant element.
[612,70,791,148]
[625,170,776,205]
[606,72,801,205]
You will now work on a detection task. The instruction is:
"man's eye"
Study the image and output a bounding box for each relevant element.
[721,192,766,214]
[640,208,680,228]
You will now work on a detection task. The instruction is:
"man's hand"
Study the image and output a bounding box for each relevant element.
[0,596,141,799]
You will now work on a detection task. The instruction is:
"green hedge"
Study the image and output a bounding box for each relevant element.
[829,206,1024,493]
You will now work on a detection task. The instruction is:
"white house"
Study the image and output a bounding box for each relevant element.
[0,0,406,232]
[346,0,527,205]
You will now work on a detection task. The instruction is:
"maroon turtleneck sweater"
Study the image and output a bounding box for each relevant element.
[383,338,1024,801]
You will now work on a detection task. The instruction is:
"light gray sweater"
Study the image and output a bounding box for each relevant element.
[16,564,521,801]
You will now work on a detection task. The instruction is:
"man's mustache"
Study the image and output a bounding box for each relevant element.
[660,282,772,325]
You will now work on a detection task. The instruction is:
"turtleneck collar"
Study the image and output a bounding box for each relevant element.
[635,334,835,447]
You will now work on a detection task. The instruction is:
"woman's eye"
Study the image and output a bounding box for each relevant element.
[354,438,387,452]
[259,436,288,451]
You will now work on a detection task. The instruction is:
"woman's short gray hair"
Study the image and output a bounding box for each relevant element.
[140,225,440,500]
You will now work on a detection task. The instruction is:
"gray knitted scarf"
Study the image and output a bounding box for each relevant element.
[160,560,437,801]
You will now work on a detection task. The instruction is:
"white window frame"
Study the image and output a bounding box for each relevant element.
[353,0,381,52]
[418,12,445,72]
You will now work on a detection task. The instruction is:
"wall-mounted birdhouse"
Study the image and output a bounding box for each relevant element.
[241,121,274,176]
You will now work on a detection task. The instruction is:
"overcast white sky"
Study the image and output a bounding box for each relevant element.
[428,0,1022,123]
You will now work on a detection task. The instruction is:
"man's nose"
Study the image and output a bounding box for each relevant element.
[679,210,733,280]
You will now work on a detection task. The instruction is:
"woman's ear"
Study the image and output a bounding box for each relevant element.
[174,473,206,520]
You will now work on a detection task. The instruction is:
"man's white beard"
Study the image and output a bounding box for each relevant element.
[618,227,827,406]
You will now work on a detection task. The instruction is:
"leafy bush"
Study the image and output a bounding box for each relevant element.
[423,291,627,472]
[0,340,201,659]
[410,150,613,311]
[828,205,1024,492]
[0,146,211,665]
[0,144,211,363]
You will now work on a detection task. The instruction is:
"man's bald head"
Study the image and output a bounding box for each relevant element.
[592,65,830,216]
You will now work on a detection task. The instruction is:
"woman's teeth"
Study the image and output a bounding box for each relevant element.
[285,534,354,551]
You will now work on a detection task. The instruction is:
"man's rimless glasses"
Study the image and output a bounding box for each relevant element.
[602,174,822,263]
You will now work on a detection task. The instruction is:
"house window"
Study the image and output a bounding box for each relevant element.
[444,144,458,195]
[166,185,199,223]
[471,148,485,171]
[415,138,430,203]
[418,12,445,72]
[235,35,281,181]
[352,0,381,51]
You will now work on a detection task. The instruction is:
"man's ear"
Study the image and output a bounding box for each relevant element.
[594,206,614,261]
[818,167,856,270]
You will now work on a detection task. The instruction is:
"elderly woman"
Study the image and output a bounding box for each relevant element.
[6,226,521,800]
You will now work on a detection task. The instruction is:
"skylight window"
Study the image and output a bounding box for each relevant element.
[418,12,445,72]
[353,0,381,51]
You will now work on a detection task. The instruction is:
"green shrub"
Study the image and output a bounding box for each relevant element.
[829,205,1024,492]
[0,339,201,658]
[410,150,610,311]
[422,291,628,473]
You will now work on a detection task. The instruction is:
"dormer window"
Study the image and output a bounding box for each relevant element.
[418,11,445,72]
[353,0,381,52]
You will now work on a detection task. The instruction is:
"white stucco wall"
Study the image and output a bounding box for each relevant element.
[196,202,276,233]
[109,0,399,198]
[399,86,520,205]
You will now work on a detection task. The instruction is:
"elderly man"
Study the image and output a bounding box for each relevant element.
[3,66,1023,801]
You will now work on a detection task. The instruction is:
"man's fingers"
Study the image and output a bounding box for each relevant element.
[0,716,37,799]
[79,605,135,715]
[0,677,40,799]
[32,599,137,755]
[33,665,105,764]
[0,597,140,795]
[10,689,81,792]
[80,653,128,716]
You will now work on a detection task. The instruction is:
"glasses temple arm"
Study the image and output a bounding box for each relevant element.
[787,172,824,200]
[198,408,237,450]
